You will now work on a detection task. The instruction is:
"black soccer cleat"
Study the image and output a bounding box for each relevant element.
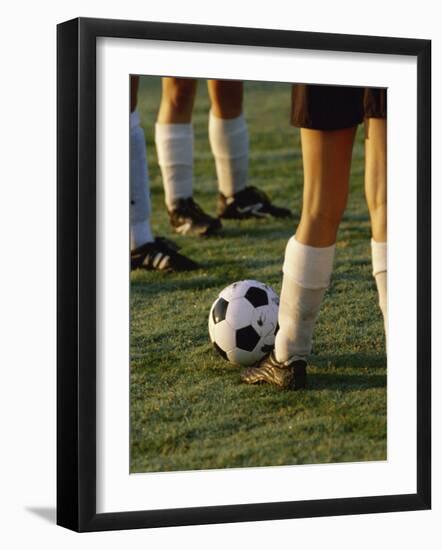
[217,186,293,219]
[131,236,199,272]
[168,198,222,236]
[240,352,307,390]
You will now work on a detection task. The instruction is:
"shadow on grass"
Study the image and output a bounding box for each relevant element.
[310,372,386,391]
[131,275,227,295]
[313,352,387,370]
[335,257,371,267]
[131,255,283,294]
[331,273,372,284]
[219,223,297,240]
[203,256,282,271]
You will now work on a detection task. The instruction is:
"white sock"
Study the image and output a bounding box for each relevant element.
[208,111,248,198]
[130,111,154,250]
[275,237,336,364]
[155,123,193,210]
[371,239,387,338]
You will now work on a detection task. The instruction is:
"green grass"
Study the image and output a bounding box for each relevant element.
[130,77,387,473]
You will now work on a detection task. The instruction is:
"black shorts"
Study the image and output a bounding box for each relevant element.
[291,84,387,130]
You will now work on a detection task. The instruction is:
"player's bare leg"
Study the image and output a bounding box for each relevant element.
[208,79,243,120]
[242,127,357,388]
[295,127,356,246]
[157,77,197,123]
[209,79,292,219]
[156,78,221,236]
[365,117,387,337]
[130,76,199,271]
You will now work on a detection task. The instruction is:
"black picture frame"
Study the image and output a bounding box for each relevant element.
[57,17,431,532]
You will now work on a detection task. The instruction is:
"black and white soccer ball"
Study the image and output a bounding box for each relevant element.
[208,280,279,366]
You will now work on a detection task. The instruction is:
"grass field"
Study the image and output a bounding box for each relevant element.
[130,77,387,473]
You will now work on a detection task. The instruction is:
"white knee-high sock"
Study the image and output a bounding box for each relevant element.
[208,111,248,198]
[155,123,193,210]
[130,111,154,250]
[275,237,336,364]
[371,239,387,338]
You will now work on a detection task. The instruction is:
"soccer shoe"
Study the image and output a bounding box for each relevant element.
[217,186,293,219]
[240,352,307,390]
[131,237,199,272]
[168,198,222,236]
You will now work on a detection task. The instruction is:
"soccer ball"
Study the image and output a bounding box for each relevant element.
[208,280,279,366]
